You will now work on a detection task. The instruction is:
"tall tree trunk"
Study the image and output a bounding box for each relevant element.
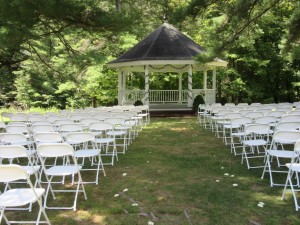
[116,0,122,12]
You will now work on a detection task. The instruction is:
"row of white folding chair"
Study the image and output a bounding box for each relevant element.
[2,119,129,155]
[261,130,300,187]
[232,126,300,210]
[282,139,300,211]
[230,120,300,157]
[1,131,107,185]
[215,113,276,142]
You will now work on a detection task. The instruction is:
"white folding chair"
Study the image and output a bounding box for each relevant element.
[31,125,55,133]
[261,130,300,186]
[32,121,52,126]
[89,122,118,166]
[0,145,41,211]
[136,105,150,125]
[5,124,30,136]
[280,115,300,123]
[255,116,277,127]
[0,145,40,186]
[219,113,243,144]
[33,132,63,145]
[79,118,100,129]
[68,114,87,123]
[229,117,253,155]
[59,124,83,137]
[10,114,28,123]
[241,124,271,169]
[282,140,300,211]
[0,133,35,152]
[274,121,300,131]
[65,132,106,184]
[0,164,51,224]
[244,111,265,123]
[1,112,13,121]
[105,118,128,154]
[37,143,87,211]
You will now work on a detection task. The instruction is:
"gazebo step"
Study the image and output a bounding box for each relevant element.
[149,103,193,112]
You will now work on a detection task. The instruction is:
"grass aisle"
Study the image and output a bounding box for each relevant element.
[22,117,300,224]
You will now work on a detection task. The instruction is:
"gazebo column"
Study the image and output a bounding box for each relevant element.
[203,70,207,104]
[179,73,182,104]
[122,72,127,105]
[118,70,123,105]
[212,68,216,103]
[188,65,193,107]
[144,65,150,105]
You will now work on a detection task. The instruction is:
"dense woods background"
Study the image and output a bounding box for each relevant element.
[0,0,299,109]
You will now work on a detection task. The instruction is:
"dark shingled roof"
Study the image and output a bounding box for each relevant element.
[109,23,206,63]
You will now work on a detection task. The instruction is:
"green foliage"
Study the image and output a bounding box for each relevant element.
[0,0,300,108]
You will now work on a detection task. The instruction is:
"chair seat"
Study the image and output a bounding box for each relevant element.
[224,124,241,129]
[107,131,126,136]
[23,165,40,175]
[46,165,81,176]
[286,163,300,172]
[268,150,296,158]
[75,149,99,158]
[243,139,267,146]
[231,132,245,137]
[0,188,45,207]
[95,138,114,144]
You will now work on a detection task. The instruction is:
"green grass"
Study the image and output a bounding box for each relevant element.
[3,117,300,224]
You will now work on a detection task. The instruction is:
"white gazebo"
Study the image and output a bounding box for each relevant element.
[107,23,227,107]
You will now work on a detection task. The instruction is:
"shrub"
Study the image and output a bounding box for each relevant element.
[220,96,228,106]
[193,95,205,112]
[134,100,143,106]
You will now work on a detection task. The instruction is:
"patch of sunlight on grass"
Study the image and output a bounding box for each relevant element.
[170,127,187,131]
[252,191,287,206]
[58,210,106,223]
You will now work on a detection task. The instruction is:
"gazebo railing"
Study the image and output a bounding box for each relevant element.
[122,89,215,105]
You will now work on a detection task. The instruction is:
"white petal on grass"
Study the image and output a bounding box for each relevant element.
[132,203,139,206]
[123,188,128,192]
[147,161,149,163]
[122,173,127,176]
[232,183,238,187]
[114,194,119,197]
[216,180,220,182]
[257,203,264,208]
[230,175,235,177]
[259,202,265,205]
[224,173,229,176]
[221,167,224,169]
[148,221,154,225]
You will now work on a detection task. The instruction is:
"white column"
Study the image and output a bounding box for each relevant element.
[203,70,207,90]
[188,65,193,107]
[203,70,207,104]
[179,73,182,103]
[213,68,216,103]
[145,65,150,106]
[118,70,123,105]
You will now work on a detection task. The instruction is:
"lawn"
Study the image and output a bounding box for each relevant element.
[3,117,300,224]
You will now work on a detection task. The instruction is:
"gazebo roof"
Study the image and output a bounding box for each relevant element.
[108,23,227,72]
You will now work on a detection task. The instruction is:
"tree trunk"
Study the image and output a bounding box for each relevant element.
[116,0,122,12]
